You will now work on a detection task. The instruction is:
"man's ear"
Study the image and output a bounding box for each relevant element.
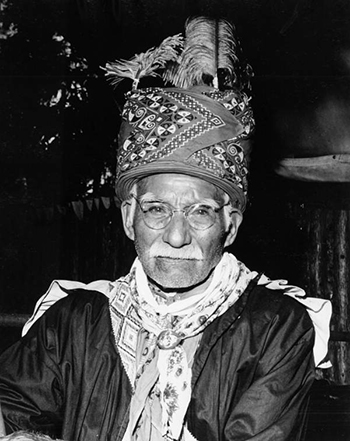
[224,210,243,248]
[121,201,135,241]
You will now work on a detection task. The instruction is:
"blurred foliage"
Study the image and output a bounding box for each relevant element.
[0,0,119,207]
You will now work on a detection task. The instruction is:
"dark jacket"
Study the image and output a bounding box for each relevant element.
[0,283,315,441]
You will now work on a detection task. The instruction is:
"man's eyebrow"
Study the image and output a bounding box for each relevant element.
[138,192,159,202]
[199,198,222,209]
[138,194,221,208]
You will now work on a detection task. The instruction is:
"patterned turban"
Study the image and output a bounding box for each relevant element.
[115,85,254,211]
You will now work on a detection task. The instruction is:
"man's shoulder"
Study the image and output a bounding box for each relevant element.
[21,288,113,344]
[53,286,110,309]
[246,283,312,327]
[36,288,110,323]
[22,279,124,336]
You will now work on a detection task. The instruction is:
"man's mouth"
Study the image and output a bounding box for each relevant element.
[156,256,201,261]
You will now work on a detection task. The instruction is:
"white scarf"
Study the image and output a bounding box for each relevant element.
[121,252,255,440]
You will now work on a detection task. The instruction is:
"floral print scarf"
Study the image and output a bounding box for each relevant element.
[114,252,256,440]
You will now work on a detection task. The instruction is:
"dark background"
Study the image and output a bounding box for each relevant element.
[1,0,349,308]
[0,0,349,346]
[0,2,350,437]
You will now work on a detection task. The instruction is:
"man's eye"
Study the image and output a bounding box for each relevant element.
[144,203,168,216]
[191,205,213,217]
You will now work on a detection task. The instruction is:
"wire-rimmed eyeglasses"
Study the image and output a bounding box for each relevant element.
[131,195,228,230]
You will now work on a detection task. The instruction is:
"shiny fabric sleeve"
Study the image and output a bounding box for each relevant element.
[0,305,66,437]
[0,290,121,440]
[188,287,316,441]
[223,322,315,440]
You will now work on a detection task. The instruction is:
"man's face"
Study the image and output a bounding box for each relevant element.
[121,174,242,292]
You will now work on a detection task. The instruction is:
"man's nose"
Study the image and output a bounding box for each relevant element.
[162,213,192,248]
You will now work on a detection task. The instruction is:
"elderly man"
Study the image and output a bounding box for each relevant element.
[0,16,330,441]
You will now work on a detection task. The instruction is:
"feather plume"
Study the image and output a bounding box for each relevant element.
[163,17,217,89]
[102,34,183,90]
[162,17,241,90]
[102,16,252,92]
[217,19,239,86]
[162,17,254,92]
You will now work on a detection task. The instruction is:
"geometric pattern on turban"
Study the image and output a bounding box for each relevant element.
[116,86,254,211]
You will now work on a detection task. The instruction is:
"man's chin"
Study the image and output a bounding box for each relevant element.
[153,258,201,287]
[139,255,217,293]
[149,264,214,293]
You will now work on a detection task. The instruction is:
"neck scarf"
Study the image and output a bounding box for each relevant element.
[110,252,256,440]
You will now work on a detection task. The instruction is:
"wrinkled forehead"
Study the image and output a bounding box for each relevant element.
[136,173,229,204]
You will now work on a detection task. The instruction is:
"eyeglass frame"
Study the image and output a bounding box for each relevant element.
[130,194,230,231]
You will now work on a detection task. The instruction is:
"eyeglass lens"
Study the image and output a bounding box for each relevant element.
[139,201,219,230]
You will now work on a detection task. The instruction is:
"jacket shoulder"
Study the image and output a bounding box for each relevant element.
[26,288,111,337]
[246,284,313,329]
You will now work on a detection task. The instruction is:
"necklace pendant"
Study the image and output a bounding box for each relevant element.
[157,329,182,350]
